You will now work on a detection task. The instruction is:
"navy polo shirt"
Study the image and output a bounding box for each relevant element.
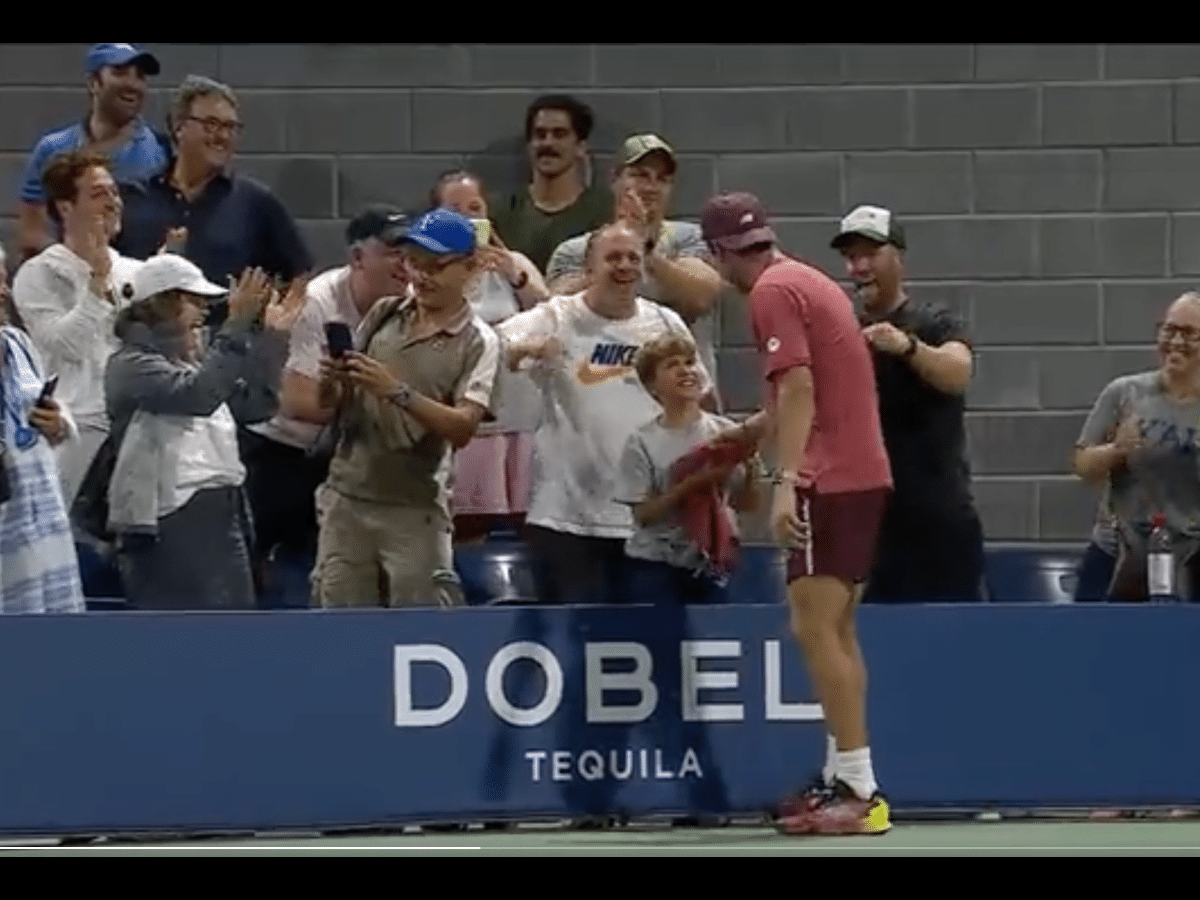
[114,167,313,327]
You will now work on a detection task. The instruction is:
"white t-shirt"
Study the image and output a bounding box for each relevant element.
[499,292,708,539]
[249,265,364,451]
[467,270,541,435]
[166,403,245,516]
[12,243,142,426]
[546,220,721,409]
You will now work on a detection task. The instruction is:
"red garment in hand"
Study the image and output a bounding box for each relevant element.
[667,439,755,579]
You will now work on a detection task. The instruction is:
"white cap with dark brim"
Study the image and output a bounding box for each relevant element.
[122,254,227,304]
[831,205,906,250]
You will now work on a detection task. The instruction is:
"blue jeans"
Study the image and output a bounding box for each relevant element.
[623,556,729,605]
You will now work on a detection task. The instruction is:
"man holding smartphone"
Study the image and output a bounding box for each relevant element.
[312,207,501,610]
[240,205,412,607]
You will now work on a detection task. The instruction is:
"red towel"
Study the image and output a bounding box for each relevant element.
[667,439,755,579]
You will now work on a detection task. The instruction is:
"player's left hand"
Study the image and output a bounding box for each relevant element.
[862,322,913,355]
[770,482,808,550]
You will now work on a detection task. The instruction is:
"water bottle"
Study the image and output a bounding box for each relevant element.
[1147,513,1176,603]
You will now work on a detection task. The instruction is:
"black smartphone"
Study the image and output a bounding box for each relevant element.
[36,374,58,408]
[324,322,354,359]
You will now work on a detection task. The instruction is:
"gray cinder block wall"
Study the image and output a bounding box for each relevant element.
[2,43,1199,544]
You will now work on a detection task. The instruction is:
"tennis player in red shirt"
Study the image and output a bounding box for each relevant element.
[701,192,893,836]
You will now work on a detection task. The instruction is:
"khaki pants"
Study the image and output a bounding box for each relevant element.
[313,484,464,609]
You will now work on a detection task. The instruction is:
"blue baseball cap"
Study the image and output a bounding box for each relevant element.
[400,208,476,256]
[85,43,161,77]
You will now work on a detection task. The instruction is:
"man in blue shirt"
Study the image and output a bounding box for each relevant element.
[15,43,170,263]
[113,74,312,332]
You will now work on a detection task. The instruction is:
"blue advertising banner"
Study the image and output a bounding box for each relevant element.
[1,603,1198,836]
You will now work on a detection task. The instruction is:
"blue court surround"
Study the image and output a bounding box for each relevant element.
[0,602,1195,836]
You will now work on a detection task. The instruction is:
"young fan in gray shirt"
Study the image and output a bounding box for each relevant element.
[615,333,762,604]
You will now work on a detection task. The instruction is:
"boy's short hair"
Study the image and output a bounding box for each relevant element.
[634,332,698,391]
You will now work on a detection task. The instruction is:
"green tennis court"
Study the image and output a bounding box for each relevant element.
[5,819,1200,856]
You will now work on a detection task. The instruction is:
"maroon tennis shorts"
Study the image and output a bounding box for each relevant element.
[784,486,890,585]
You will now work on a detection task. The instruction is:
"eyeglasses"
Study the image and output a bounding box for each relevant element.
[186,116,244,137]
[1157,322,1200,343]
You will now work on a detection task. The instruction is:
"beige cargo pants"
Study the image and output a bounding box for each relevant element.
[312,484,465,609]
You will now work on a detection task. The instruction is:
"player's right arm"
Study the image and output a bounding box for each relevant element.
[748,280,817,548]
[750,282,816,482]
[771,367,815,484]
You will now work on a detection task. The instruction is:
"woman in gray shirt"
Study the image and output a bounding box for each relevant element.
[1074,291,1200,601]
[104,256,304,610]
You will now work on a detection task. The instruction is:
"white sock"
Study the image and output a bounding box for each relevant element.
[821,734,837,786]
[836,747,878,800]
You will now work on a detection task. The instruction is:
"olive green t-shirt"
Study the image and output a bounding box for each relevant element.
[491,182,612,275]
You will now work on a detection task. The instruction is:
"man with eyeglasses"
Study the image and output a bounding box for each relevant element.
[241,205,413,608]
[311,208,501,609]
[113,75,312,332]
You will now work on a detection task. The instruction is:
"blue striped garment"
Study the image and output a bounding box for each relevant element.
[0,327,85,614]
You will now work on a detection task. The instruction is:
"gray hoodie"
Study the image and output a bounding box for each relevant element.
[104,314,288,536]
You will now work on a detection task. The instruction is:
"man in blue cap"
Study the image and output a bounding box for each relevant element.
[14,43,169,262]
[312,207,503,609]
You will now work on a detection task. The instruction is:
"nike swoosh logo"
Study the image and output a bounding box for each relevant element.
[576,361,632,386]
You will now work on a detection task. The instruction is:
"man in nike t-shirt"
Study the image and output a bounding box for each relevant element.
[501,221,707,605]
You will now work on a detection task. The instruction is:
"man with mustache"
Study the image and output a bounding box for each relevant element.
[15,44,170,263]
[113,75,313,334]
[832,204,983,608]
[490,95,613,275]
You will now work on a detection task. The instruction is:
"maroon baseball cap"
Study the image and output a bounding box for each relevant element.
[700,192,776,251]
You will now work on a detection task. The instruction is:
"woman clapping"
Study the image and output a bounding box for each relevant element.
[104,257,305,611]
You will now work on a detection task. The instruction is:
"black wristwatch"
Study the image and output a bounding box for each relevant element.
[644,235,657,255]
[902,334,918,357]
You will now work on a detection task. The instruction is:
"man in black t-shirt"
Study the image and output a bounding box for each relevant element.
[832,205,984,603]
